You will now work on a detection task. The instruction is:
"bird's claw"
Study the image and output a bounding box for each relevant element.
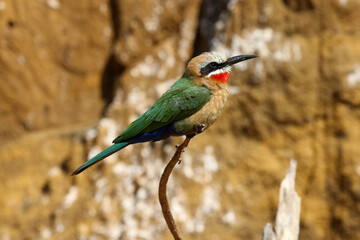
[194,124,206,134]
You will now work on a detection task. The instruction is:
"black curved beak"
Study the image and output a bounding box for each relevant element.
[225,54,258,67]
[200,54,259,77]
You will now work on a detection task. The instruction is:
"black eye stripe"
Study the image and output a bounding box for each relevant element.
[209,62,218,69]
[200,62,223,76]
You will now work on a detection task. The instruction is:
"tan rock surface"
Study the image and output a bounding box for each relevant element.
[1,0,360,239]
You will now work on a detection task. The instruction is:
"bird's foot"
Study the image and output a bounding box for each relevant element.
[185,124,206,139]
[199,124,206,133]
[193,124,206,135]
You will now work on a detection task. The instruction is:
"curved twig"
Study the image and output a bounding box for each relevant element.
[158,134,195,240]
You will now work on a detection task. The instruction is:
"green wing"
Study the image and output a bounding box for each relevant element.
[113,77,211,143]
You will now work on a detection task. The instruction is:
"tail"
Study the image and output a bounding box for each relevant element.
[71,142,130,175]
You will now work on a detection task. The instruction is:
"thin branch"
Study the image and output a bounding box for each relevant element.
[158,134,195,240]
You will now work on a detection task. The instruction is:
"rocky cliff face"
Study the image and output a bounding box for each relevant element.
[1,0,360,239]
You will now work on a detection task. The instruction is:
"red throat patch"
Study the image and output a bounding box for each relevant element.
[210,72,230,83]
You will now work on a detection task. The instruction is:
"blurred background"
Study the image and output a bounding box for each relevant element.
[1,0,360,239]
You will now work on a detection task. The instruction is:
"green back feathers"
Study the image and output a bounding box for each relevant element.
[113,77,211,143]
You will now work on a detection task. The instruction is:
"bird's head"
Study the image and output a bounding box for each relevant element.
[185,52,258,83]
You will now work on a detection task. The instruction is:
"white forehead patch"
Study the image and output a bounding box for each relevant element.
[210,52,227,63]
[204,51,227,63]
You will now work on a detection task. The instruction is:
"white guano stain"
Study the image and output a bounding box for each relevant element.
[339,0,348,5]
[99,118,119,146]
[181,146,219,183]
[46,0,60,9]
[48,166,61,177]
[178,19,196,60]
[88,146,101,160]
[227,0,239,10]
[102,27,112,42]
[41,228,52,239]
[56,223,65,232]
[222,210,236,225]
[144,4,163,32]
[62,186,78,209]
[126,87,152,122]
[355,165,360,175]
[95,178,108,203]
[254,60,265,80]
[184,186,220,233]
[99,3,108,13]
[0,1,6,10]
[155,79,176,97]
[130,56,157,77]
[84,128,97,141]
[347,65,360,87]
[214,28,303,70]
[228,86,241,95]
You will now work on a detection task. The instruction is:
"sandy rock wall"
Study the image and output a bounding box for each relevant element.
[0,0,112,142]
[1,0,360,239]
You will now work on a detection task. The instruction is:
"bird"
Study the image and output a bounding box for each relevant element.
[72,52,257,175]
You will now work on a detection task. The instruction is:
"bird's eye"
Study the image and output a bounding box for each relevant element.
[209,62,217,69]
